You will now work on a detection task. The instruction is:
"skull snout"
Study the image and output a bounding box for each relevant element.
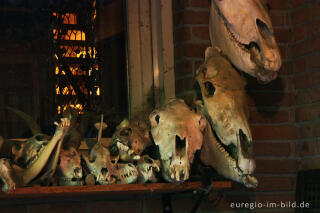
[175,135,187,157]
[237,129,255,175]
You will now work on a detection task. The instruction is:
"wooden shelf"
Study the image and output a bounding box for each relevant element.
[0,181,231,199]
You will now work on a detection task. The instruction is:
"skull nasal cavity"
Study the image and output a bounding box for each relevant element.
[175,135,186,151]
[256,18,272,41]
[204,82,215,97]
[101,168,108,175]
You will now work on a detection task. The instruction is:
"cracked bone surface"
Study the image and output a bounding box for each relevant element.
[196,47,257,187]
[137,154,160,184]
[149,99,206,183]
[209,0,281,83]
[57,146,83,186]
[110,119,152,162]
[83,115,117,185]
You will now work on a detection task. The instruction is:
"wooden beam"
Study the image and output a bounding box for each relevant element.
[0,181,232,199]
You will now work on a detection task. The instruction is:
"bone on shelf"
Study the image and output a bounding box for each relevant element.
[1,138,231,199]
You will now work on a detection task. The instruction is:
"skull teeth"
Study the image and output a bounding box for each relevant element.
[117,142,129,152]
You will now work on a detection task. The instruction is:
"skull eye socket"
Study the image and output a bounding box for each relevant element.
[145,157,153,164]
[204,81,215,97]
[101,168,108,175]
[120,128,132,136]
[35,134,44,141]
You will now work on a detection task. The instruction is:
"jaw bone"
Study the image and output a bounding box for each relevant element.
[195,47,257,187]
[200,122,258,188]
[209,0,281,83]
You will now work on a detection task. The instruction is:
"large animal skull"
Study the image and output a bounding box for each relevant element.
[196,47,256,186]
[149,99,206,182]
[137,155,160,184]
[57,146,83,186]
[209,0,281,83]
[110,119,152,162]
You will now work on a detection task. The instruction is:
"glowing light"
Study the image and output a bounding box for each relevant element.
[96,87,100,96]
[56,85,60,95]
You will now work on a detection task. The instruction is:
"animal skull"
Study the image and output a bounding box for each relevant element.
[57,146,83,186]
[110,119,151,162]
[196,47,256,186]
[137,155,160,183]
[209,0,281,83]
[83,115,117,185]
[111,163,139,184]
[13,134,50,169]
[149,99,207,182]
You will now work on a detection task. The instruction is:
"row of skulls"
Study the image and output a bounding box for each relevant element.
[58,47,258,188]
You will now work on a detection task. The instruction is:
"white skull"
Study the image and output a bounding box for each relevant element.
[209,0,281,83]
[137,155,160,184]
[149,99,206,182]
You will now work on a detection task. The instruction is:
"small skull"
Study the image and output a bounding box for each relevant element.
[83,143,117,185]
[110,119,151,162]
[149,99,207,183]
[57,146,83,186]
[111,163,139,184]
[137,155,160,184]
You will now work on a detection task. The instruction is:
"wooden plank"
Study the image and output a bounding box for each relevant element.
[139,0,154,114]
[126,0,143,118]
[0,181,232,199]
[151,0,164,107]
[161,0,175,102]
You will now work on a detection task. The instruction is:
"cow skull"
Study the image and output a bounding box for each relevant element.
[196,47,257,187]
[57,146,83,186]
[209,0,281,83]
[110,119,151,162]
[149,99,206,182]
[137,155,160,183]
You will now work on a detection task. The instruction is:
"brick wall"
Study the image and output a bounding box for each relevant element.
[291,0,320,170]
[173,0,320,212]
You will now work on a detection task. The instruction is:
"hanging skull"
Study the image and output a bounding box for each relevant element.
[136,154,160,184]
[56,146,83,186]
[0,158,15,193]
[110,119,152,162]
[111,163,139,184]
[196,47,257,187]
[149,99,207,182]
[82,115,117,185]
[209,0,281,83]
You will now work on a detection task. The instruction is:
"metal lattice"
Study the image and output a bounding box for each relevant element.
[51,0,101,114]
